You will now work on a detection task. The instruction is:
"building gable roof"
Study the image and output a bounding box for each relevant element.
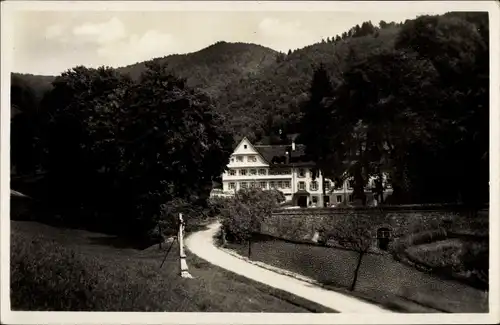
[254,144,313,166]
[233,137,259,155]
[233,136,314,167]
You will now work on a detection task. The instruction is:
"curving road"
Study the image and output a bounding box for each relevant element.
[185,221,392,313]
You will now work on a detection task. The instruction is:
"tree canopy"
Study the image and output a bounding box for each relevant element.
[298,12,489,205]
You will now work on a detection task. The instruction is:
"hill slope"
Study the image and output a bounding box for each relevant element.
[218,26,401,141]
[118,41,279,97]
[11,25,402,142]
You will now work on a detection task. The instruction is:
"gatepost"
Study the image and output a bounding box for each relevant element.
[178,213,193,278]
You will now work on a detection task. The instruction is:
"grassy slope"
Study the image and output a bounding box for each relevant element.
[10,220,335,312]
[225,234,488,313]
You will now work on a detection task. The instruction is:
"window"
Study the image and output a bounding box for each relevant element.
[236,156,243,162]
[259,181,267,189]
[283,181,291,188]
[312,196,318,204]
[248,156,257,162]
[230,158,234,163]
[269,181,276,189]
[348,194,353,202]
[241,182,248,189]
[240,169,247,176]
[277,181,283,189]
[229,182,236,190]
[258,169,267,175]
[244,145,247,149]
[229,170,236,176]
[298,181,306,190]
[250,182,256,189]
[336,195,342,203]
[298,169,306,178]
[249,169,257,176]
[324,180,331,191]
[310,181,318,191]
[269,168,291,175]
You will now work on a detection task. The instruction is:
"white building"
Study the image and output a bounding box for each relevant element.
[218,136,392,207]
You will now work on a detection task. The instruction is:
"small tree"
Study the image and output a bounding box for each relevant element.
[220,189,282,257]
[326,218,373,291]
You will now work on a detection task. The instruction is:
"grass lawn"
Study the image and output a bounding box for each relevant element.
[225,234,488,313]
[10,220,335,312]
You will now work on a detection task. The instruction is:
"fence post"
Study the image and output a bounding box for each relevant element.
[179,213,193,278]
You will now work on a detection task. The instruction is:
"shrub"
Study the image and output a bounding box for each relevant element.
[393,228,449,254]
[405,239,463,269]
[406,228,449,246]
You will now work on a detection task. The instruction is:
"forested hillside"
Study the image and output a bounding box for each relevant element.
[119,41,279,97]
[218,25,401,142]
[11,20,401,143]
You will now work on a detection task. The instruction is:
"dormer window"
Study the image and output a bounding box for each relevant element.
[298,168,306,178]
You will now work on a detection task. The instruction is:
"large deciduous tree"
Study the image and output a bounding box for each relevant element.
[37,62,233,238]
[118,61,234,236]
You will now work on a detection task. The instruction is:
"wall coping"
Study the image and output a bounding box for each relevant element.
[273,203,489,215]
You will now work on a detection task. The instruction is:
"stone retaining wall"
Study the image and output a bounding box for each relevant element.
[260,204,489,252]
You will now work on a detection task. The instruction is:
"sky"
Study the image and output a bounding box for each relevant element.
[11,9,451,76]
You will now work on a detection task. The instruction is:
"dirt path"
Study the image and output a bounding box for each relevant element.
[185,221,392,313]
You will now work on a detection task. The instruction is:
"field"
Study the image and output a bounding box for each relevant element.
[10,220,335,312]
[225,233,489,313]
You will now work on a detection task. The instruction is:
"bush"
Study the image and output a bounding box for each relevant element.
[220,189,283,243]
[405,238,489,289]
[405,228,449,246]
[392,228,448,254]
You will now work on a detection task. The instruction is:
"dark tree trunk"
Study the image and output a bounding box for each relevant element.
[350,251,364,291]
[248,236,252,258]
[353,166,366,205]
[322,174,327,207]
[158,222,162,250]
[221,227,227,246]
[376,170,384,204]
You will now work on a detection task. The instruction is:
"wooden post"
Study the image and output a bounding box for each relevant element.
[178,213,193,278]
[248,236,252,258]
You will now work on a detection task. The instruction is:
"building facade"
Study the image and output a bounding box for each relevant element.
[218,137,392,207]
